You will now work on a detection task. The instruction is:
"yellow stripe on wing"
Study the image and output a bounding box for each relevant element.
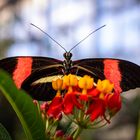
[31,75,82,85]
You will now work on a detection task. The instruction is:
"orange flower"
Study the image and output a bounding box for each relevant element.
[52,78,66,96]
[97,79,114,94]
[78,75,94,101]
[63,74,78,93]
[49,74,121,123]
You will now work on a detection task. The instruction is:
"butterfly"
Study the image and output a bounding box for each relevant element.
[0,25,140,101]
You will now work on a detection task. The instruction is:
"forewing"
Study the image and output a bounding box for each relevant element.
[0,56,63,100]
[21,65,64,101]
[73,58,140,93]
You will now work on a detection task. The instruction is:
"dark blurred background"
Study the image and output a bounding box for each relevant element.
[0,0,140,140]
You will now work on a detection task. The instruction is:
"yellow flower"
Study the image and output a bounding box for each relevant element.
[52,78,66,96]
[63,74,78,93]
[78,75,94,94]
[96,79,114,94]
[63,74,78,86]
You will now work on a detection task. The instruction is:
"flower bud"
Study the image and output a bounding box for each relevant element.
[56,130,64,137]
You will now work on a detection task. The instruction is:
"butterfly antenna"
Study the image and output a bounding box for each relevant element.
[30,23,67,52]
[69,25,106,52]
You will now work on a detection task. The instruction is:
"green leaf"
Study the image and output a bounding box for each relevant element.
[0,123,12,140]
[0,70,46,140]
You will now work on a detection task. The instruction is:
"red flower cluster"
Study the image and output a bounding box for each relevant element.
[42,74,122,125]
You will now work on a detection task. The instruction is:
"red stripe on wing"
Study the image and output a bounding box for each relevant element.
[104,59,122,93]
[13,57,33,88]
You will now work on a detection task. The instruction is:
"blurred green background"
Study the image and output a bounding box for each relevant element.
[0,0,140,139]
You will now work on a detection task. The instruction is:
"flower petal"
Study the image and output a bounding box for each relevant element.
[63,92,82,114]
[87,99,105,121]
[79,94,88,101]
[88,88,100,97]
[47,96,63,119]
[105,92,121,115]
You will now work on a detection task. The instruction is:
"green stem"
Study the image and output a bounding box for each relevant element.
[73,126,83,140]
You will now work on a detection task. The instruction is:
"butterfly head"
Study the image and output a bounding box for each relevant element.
[63,52,73,74]
[63,52,72,61]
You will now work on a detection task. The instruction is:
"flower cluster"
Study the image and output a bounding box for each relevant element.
[45,75,121,121]
[39,74,122,139]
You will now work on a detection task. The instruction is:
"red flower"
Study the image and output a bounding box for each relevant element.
[63,92,82,114]
[88,88,100,97]
[87,99,105,121]
[47,96,63,119]
[79,88,99,101]
[79,94,89,101]
[105,92,121,115]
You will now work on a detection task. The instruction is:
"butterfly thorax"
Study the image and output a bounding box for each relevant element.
[63,52,73,74]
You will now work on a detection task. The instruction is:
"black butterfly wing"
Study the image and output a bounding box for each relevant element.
[21,63,64,101]
[0,57,63,100]
[1,57,140,100]
[73,58,140,93]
